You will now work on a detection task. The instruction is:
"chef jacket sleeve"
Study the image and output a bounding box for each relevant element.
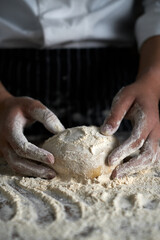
[135,0,160,49]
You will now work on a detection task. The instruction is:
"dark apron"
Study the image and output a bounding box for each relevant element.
[0,47,139,136]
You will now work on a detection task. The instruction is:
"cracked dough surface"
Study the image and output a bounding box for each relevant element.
[42,126,118,179]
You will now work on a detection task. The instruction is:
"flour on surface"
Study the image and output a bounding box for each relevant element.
[0,133,160,240]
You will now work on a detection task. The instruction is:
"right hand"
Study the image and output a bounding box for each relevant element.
[0,95,65,179]
[100,79,160,179]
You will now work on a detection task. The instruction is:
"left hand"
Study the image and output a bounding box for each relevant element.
[100,77,160,179]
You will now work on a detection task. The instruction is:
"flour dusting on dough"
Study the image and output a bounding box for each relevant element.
[42,126,118,180]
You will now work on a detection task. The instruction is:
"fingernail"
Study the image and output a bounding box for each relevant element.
[108,150,121,166]
[108,159,113,166]
[46,154,55,164]
[110,165,123,180]
[47,172,56,179]
[110,169,117,180]
[54,122,65,133]
[100,124,113,135]
[108,155,115,166]
[105,155,113,166]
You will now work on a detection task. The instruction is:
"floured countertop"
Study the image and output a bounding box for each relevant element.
[0,133,160,240]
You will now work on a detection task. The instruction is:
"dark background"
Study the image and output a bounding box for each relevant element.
[0,47,139,137]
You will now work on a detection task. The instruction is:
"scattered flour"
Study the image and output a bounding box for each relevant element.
[0,131,160,240]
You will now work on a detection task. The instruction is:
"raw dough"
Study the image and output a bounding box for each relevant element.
[42,126,118,180]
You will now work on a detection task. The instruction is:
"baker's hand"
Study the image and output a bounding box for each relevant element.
[100,80,160,179]
[0,96,65,179]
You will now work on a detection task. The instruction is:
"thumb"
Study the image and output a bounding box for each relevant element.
[28,103,65,134]
[33,107,65,134]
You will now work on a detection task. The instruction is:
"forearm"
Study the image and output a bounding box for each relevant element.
[136,36,160,92]
[0,82,12,101]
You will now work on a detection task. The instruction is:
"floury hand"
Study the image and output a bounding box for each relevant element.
[0,84,65,179]
[100,82,160,179]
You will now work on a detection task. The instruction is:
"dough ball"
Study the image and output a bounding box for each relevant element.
[42,126,118,180]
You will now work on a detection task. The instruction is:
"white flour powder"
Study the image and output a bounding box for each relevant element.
[0,132,160,240]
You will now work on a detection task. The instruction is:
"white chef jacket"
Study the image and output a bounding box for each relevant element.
[0,0,160,49]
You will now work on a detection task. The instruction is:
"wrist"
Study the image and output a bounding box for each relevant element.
[135,68,160,96]
[136,36,160,93]
[137,65,160,80]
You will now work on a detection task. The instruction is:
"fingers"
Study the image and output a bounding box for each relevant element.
[107,103,147,166]
[3,146,56,179]
[100,87,134,135]
[26,100,65,134]
[8,113,55,167]
[32,108,65,134]
[111,125,160,179]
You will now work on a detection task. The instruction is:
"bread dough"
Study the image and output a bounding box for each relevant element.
[42,126,118,180]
